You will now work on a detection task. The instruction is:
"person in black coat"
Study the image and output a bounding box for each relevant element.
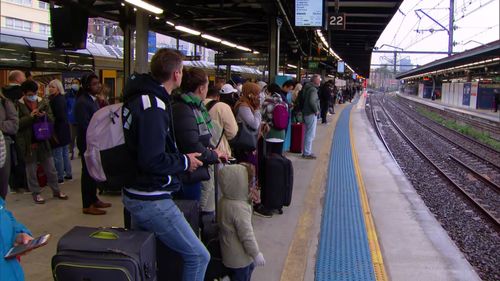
[319,81,333,124]
[172,67,228,201]
[74,73,111,215]
[48,79,72,183]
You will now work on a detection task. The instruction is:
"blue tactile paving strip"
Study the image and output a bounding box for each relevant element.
[315,104,376,281]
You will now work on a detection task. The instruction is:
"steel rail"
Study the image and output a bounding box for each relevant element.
[448,154,500,193]
[373,95,500,228]
[389,97,500,169]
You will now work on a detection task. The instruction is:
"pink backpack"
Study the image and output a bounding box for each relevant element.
[272,102,289,130]
[84,103,136,187]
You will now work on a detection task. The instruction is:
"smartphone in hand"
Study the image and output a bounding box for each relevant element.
[4,234,50,259]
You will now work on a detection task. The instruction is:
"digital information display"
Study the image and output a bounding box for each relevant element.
[295,0,324,27]
[337,61,345,73]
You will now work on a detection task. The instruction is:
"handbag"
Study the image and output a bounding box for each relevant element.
[33,115,54,141]
[229,122,258,151]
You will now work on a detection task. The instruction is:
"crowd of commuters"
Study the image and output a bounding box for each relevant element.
[0,48,359,280]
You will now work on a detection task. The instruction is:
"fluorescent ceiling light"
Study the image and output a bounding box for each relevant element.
[125,0,163,14]
[236,45,251,52]
[166,21,175,26]
[221,41,237,48]
[253,51,260,54]
[175,25,201,36]
[287,64,297,69]
[201,34,221,42]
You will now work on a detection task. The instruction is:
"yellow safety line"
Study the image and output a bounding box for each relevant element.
[349,107,389,281]
[280,106,345,281]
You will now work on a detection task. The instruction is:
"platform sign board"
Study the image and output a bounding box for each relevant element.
[295,0,324,27]
[462,83,471,106]
[215,53,268,66]
[308,62,319,69]
[328,13,346,30]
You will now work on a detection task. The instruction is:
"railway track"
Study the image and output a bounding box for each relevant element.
[395,96,500,163]
[397,95,500,141]
[386,96,500,185]
[371,93,500,228]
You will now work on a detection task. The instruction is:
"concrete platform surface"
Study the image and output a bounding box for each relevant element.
[5,104,347,281]
[4,96,481,281]
[352,95,481,281]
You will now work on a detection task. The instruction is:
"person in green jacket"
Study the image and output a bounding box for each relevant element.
[17,80,68,204]
[218,163,265,281]
[301,75,321,159]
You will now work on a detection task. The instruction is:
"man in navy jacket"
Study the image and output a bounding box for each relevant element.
[122,49,208,281]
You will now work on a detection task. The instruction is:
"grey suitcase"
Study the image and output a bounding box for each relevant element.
[52,226,156,281]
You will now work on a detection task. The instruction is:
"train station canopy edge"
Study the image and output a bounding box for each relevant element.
[396,40,500,80]
[326,0,403,78]
[42,0,403,78]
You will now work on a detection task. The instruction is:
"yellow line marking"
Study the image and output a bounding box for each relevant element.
[280,106,346,281]
[350,107,389,281]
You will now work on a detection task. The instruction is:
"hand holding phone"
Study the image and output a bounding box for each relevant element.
[4,234,50,259]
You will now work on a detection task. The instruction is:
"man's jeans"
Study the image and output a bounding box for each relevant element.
[123,195,210,281]
[52,145,72,181]
[304,113,318,156]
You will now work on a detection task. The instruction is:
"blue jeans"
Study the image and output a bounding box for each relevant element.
[303,114,318,155]
[230,263,255,281]
[122,195,210,281]
[52,145,72,181]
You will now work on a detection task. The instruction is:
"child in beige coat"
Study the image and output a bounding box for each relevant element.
[218,163,265,281]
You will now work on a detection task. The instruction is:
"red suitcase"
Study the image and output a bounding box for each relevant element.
[290,123,305,153]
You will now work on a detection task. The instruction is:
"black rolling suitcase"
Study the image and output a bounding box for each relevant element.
[261,141,294,211]
[52,226,156,281]
[156,199,200,281]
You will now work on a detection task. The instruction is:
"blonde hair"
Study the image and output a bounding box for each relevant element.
[292,83,303,102]
[49,79,65,95]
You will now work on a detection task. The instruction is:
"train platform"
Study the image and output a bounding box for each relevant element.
[397,93,500,123]
[5,96,479,281]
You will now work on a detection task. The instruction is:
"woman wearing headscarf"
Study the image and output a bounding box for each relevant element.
[234,82,270,217]
[47,79,72,184]
[172,67,228,201]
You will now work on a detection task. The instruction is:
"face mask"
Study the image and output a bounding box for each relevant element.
[26,95,37,102]
[236,85,242,92]
[71,84,79,91]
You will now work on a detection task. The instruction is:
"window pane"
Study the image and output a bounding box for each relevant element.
[6,18,13,27]
[14,20,22,29]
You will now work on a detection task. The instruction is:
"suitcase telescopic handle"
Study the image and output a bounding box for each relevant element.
[89,230,119,240]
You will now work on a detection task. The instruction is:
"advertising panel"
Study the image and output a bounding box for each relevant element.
[462,82,471,106]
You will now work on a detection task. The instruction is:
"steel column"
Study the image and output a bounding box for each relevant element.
[268,17,282,84]
[135,10,149,74]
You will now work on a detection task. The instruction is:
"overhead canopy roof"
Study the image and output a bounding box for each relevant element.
[326,0,403,77]
[43,0,402,78]
[396,40,500,79]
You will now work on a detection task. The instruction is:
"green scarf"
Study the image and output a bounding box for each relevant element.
[180,92,215,138]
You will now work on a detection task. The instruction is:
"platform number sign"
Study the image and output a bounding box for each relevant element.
[329,13,346,30]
